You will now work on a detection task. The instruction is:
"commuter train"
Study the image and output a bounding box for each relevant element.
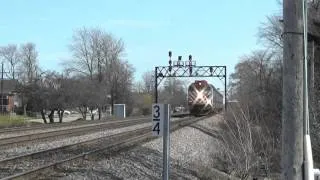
[187,80,223,116]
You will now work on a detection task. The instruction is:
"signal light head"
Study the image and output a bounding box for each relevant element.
[178,56,182,61]
[169,51,172,57]
[189,55,192,61]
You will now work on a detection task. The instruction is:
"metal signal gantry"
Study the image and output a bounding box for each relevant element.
[154,51,227,110]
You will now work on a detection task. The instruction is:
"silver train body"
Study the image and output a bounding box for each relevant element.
[187,80,223,115]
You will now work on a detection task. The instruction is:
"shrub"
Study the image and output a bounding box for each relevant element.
[141,107,151,116]
[214,105,279,179]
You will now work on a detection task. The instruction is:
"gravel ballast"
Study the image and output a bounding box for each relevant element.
[0,122,151,160]
[48,114,234,180]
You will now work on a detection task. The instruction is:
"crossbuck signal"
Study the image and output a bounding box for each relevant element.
[154,51,227,110]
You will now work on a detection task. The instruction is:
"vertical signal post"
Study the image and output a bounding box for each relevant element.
[151,103,170,180]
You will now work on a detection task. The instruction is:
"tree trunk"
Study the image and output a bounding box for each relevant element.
[48,110,54,123]
[23,104,27,116]
[111,90,114,115]
[90,109,94,120]
[281,0,304,179]
[98,107,101,120]
[40,109,47,124]
[308,40,315,127]
[78,106,87,121]
[58,109,64,123]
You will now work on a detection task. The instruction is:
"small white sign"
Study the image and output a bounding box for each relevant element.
[152,104,164,136]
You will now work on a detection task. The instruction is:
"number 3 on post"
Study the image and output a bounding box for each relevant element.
[152,104,164,136]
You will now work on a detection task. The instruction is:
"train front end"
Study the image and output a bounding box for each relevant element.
[187,80,214,116]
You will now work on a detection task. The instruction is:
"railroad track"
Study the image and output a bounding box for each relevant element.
[0,113,187,136]
[0,117,149,148]
[0,115,144,135]
[0,113,189,148]
[0,114,213,180]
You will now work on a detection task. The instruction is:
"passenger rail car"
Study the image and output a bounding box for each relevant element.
[187,80,223,116]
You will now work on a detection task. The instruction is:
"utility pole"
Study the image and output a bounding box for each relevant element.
[0,62,3,114]
[308,40,315,127]
[282,0,304,179]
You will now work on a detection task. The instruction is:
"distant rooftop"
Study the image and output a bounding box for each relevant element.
[0,79,19,94]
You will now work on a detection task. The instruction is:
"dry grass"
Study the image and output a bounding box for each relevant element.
[0,115,38,128]
[213,105,280,180]
[194,163,241,180]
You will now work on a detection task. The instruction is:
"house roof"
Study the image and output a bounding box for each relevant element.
[0,79,19,94]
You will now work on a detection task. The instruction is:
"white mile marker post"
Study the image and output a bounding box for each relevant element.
[152,104,170,180]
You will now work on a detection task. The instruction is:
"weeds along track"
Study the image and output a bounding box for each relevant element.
[0,114,214,180]
[0,118,149,148]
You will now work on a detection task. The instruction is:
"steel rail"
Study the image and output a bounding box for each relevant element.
[0,114,213,180]
[0,118,149,147]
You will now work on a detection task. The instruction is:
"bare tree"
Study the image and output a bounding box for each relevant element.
[228,49,282,178]
[159,78,187,109]
[142,71,154,94]
[131,71,155,116]
[15,42,41,116]
[63,76,101,121]
[116,61,135,115]
[66,27,101,79]
[105,59,134,115]
[22,71,66,123]
[99,32,127,116]
[19,42,39,84]
[64,27,128,118]
[42,71,67,123]
[258,15,283,53]
[65,27,125,80]
[0,44,20,79]
[134,81,144,94]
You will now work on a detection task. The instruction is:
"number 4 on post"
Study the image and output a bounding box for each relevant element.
[152,104,164,136]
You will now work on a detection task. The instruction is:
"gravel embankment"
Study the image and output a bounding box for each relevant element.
[142,114,223,169]
[0,122,150,160]
[47,114,237,180]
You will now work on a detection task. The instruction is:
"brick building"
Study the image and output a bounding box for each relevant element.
[0,79,19,113]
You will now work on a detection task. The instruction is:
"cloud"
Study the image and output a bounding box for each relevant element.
[107,19,166,29]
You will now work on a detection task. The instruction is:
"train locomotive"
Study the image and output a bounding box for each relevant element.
[187,80,223,116]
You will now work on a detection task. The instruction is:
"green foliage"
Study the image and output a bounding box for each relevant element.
[0,115,35,128]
